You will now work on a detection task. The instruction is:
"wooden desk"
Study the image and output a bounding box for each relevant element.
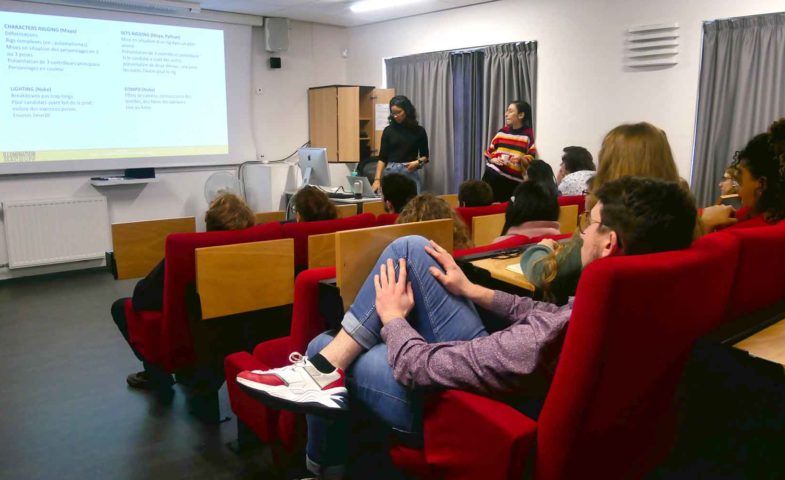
[469,253,534,291]
[112,216,196,280]
[734,317,785,368]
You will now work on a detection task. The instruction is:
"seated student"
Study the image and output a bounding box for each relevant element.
[458,179,494,207]
[294,185,338,222]
[236,176,697,479]
[725,132,785,229]
[557,146,596,196]
[395,193,474,250]
[111,192,255,392]
[716,165,741,208]
[526,159,559,198]
[380,173,417,213]
[493,181,561,243]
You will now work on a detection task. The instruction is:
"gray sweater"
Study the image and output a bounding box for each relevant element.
[380,291,572,396]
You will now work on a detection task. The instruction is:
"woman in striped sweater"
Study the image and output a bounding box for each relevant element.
[481,100,537,202]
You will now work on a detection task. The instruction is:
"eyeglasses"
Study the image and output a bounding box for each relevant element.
[391,110,405,117]
[578,211,602,234]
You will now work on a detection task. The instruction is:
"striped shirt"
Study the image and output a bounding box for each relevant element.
[484,126,537,182]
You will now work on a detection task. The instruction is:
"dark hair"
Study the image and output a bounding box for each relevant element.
[732,133,785,223]
[502,181,559,235]
[595,176,696,255]
[526,159,559,197]
[562,146,595,173]
[510,100,533,129]
[388,95,419,129]
[458,180,494,207]
[380,173,417,213]
[204,192,255,231]
[769,117,785,151]
[293,186,338,222]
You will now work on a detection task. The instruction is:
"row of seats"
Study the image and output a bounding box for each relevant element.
[223,220,785,478]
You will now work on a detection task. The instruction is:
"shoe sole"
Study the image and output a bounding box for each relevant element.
[236,380,348,418]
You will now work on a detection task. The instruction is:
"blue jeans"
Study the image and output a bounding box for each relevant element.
[306,235,488,472]
[384,162,422,193]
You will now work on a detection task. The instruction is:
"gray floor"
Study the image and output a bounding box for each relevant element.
[0,269,279,480]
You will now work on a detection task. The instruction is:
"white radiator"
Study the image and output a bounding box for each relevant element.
[3,197,110,269]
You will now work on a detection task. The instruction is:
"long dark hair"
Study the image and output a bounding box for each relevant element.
[388,95,419,129]
[526,159,559,197]
[510,100,533,129]
[732,132,785,223]
[502,181,559,235]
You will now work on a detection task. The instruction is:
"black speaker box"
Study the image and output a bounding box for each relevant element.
[124,167,155,179]
[269,57,282,69]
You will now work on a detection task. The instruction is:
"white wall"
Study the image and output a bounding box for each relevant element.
[0,18,348,279]
[345,0,784,181]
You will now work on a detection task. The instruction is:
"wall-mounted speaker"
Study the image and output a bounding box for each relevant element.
[265,17,289,53]
[269,57,282,69]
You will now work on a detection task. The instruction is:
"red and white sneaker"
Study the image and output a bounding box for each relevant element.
[236,353,348,416]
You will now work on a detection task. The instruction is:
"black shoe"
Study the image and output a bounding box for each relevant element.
[126,371,151,390]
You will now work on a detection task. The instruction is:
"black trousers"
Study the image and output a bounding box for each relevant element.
[111,298,173,388]
[482,168,520,203]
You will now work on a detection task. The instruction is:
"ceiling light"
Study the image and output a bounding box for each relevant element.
[350,0,423,14]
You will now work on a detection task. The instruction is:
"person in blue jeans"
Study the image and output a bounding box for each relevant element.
[236,177,699,479]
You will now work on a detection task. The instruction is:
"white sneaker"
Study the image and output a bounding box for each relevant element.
[236,353,348,416]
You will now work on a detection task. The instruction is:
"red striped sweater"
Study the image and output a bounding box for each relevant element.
[484,126,537,182]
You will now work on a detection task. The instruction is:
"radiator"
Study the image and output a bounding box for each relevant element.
[3,197,110,269]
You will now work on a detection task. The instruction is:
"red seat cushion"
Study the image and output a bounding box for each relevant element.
[282,214,376,267]
[557,195,586,215]
[375,213,399,226]
[124,299,163,364]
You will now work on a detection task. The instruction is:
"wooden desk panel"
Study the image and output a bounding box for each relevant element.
[195,239,294,320]
[112,217,196,280]
[735,317,785,367]
[362,200,386,216]
[438,194,459,208]
[336,219,453,309]
[559,204,579,234]
[335,204,358,218]
[255,210,285,224]
[472,213,505,247]
[308,232,337,269]
[469,254,534,291]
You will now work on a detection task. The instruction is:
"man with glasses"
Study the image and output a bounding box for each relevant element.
[237,177,697,479]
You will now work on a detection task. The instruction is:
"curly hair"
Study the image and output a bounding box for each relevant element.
[769,117,785,153]
[396,193,473,250]
[732,132,785,224]
[388,95,419,129]
[204,192,255,231]
[293,186,338,222]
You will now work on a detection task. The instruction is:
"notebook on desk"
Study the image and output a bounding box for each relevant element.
[505,263,523,274]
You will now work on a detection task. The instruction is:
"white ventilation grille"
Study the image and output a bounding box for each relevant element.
[626,23,679,68]
[3,197,110,269]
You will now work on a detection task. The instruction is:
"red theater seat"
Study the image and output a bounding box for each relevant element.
[281,214,376,269]
[375,213,399,226]
[455,203,508,233]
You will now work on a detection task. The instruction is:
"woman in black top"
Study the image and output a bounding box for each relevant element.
[372,95,429,193]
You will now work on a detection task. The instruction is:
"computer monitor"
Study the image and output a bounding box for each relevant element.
[298,147,331,187]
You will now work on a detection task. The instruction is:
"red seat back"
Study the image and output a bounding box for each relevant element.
[535,233,740,479]
[281,213,376,267]
[289,266,337,352]
[722,222,785,319]
[456,203,508,233]
[160,222,284,371]
[375,213,399,226]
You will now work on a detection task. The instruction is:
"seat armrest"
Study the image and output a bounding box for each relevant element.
[424,390,537,480]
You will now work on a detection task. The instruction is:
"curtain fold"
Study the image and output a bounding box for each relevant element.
[386,52,453,194]
[481,42,538,164]
[691,14,785,205]
[450,50,485,191]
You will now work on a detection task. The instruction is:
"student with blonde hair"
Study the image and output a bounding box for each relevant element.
[396,193,473,250]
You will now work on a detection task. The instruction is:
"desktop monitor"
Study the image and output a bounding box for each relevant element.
[298,147,331,187]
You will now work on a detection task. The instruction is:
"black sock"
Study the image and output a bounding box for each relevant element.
[309,353,337,373]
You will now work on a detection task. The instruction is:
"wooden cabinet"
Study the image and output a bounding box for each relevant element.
[308,85,394,163]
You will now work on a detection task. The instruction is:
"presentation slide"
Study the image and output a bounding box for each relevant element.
[0,11,228,164]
